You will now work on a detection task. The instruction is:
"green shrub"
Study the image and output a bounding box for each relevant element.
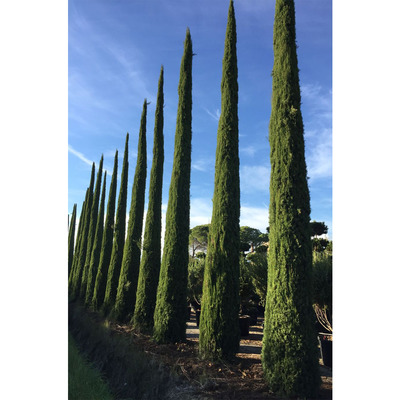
[312,251,332,312]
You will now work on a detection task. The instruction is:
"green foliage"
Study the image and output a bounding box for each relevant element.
[246,252,268,306]
[310,220,328,237]
[85,171,107,306]
[189,224,210,256]
[312,237,330,252]
[68,204,77,275]
[239,256,255,303]
[187,256,205,305]
[199,0,240,360]
[92,151,118,311]
[80,156,104,299]
[68,333,113,400]
[103,134,129,315]
[133,67,164,333]
[240,226,263,252]
[261,0,320,396]
[69,191,88,288]
[312,251,332,311]
[153,30,193,343]
[114,102,148,322]
[70,164,96,299]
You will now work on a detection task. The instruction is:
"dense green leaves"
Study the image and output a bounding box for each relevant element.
[153,30,193,343]
[261,0,320,397]
[133,67,164,333]
[70,164,96,299]
[68,204,77,275]
[80,156,104,299]
[92,151,118,311]
[199,0,240,360]
[114,102,148,322]
[85,171,107,306]
[103,134,129,315]
[189,224,210,257]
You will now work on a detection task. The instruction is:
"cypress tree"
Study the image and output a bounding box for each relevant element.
[69,190,88,288]
[80,155,104,298]
[113,101,148,322]
[85,171,107,306]
[70,163,96,299]
[153,30,193,343]
[68,203,77,275]
[133,66,164,333]
[261,0,320,397]
[102,134,129,315]
[199,0,240,360]
[92,151,118,311]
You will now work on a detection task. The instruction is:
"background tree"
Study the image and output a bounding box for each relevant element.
[199,0,240,360]
[246,252,268,306]
[240,226,263,253]
[69,190,88,288]
[102,134,129,315]
[70,163,96,299]
[310,220,328,237]
[261,0,320,397]
[68,204,77,275]
[188,224,210,257]
[153,29,193,344]
[187,256,205,306]
[114,102,148,322]
[92,151,118,311]
[85,171,107,306]
[133,67,164,333]
[80,156,104,298]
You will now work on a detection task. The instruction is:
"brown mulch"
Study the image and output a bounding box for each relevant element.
[108,311,332,400]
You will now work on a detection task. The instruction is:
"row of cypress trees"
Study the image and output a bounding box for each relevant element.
[68,63,166,334]
[68,0,321,397]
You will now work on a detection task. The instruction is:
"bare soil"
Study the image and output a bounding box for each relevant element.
[110,310,332,399]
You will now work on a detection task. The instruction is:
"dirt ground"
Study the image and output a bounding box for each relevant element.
[111,310,332,399]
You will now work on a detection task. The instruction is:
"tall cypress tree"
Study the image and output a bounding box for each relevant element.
[153,30,193,343]
[85,171,107,306]
[71,163,96,299]
[80,156,104,298]
[69,190,88,288]
[199,0,240,360]
[133,66,164,333]
[261,0,320,397]
[68,203,77,275]
[102,134,129,315]
[92,151,118,311]
[113,101,148,322]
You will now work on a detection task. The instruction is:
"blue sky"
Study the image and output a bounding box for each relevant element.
[68,0,332,238]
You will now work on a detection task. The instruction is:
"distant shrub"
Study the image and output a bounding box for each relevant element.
[312,251,332,312]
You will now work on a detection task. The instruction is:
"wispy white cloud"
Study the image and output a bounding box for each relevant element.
[204,107,220,122]
[240,165,270,194]
[68,145,94,167]
[190,197,213,227]
[307,128,332,180]
[240,205,269,233]
[192,157,213,172]
[240,145,257,157]
[301,82,332,182]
